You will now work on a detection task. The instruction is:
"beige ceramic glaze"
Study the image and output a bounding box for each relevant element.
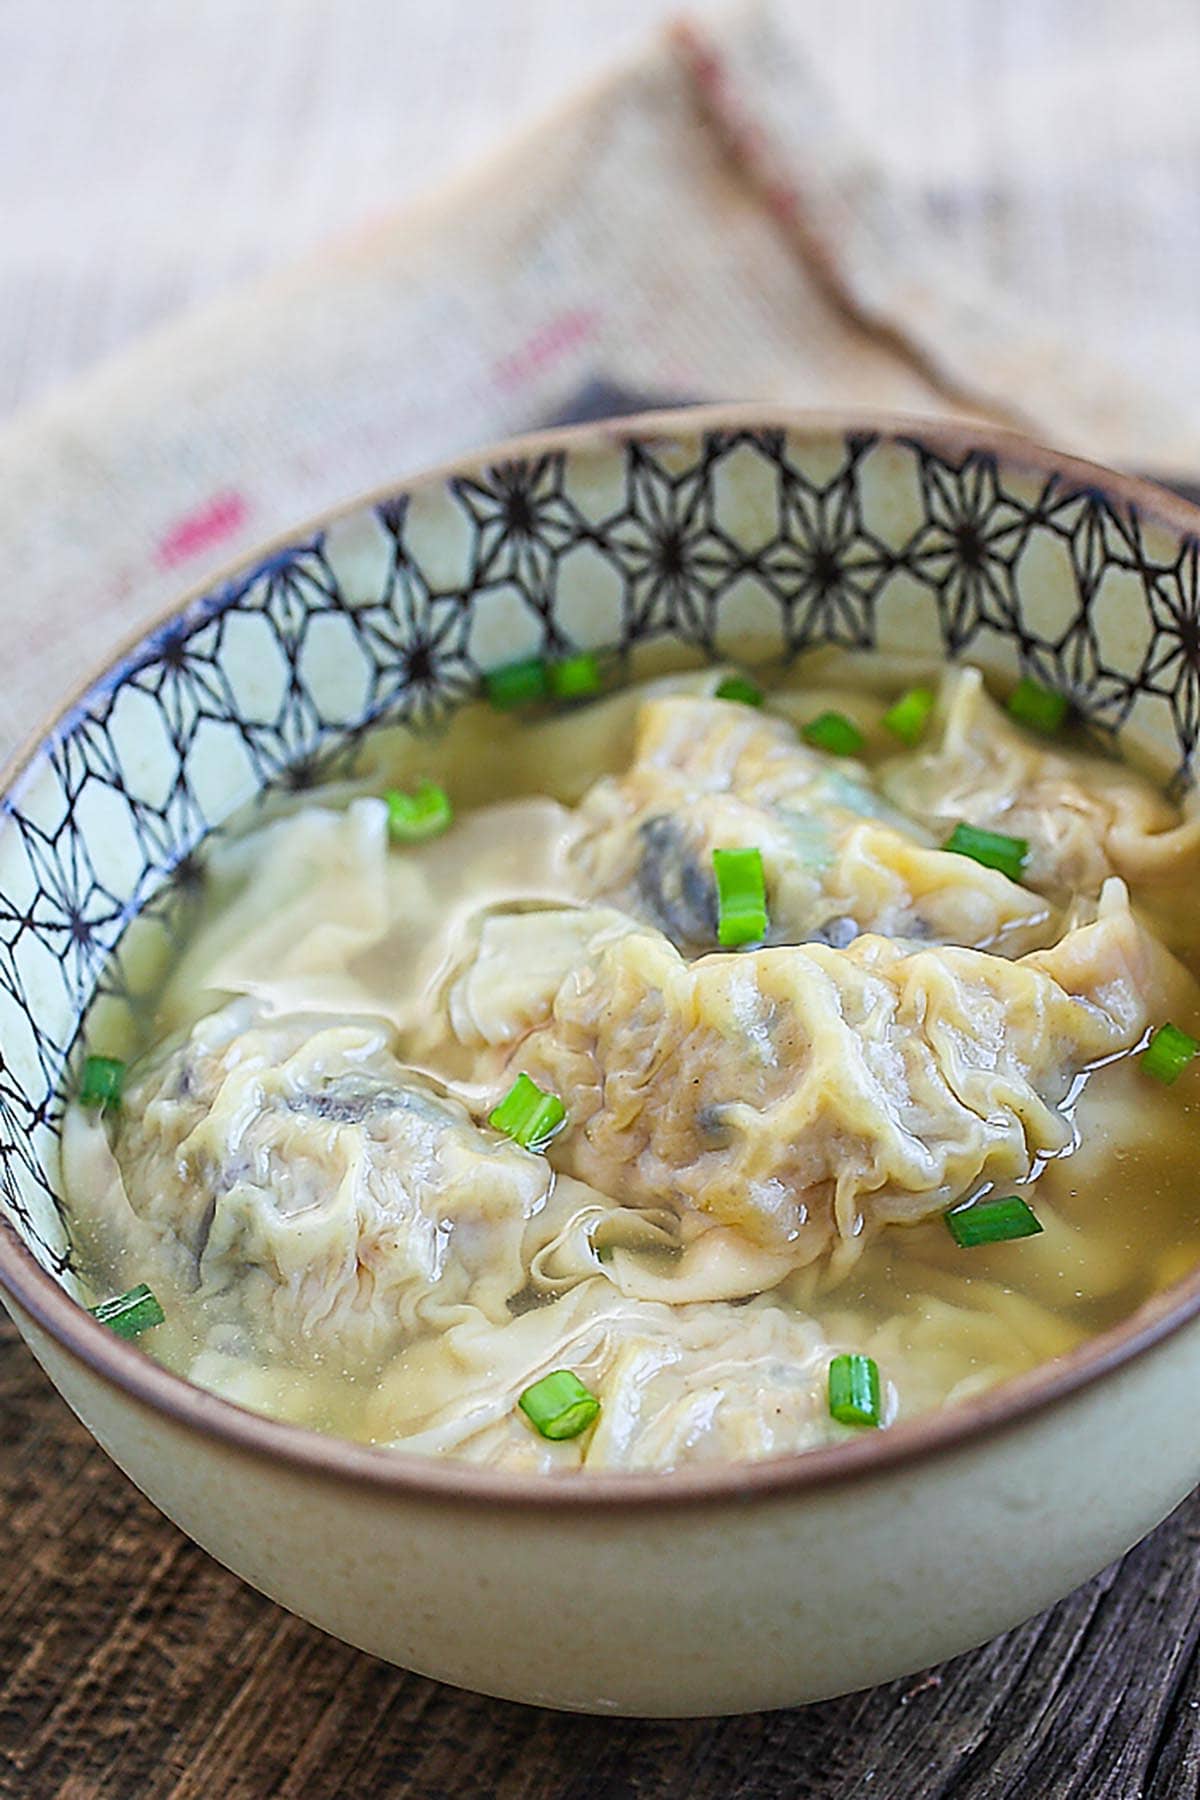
[3,409,1200,1716]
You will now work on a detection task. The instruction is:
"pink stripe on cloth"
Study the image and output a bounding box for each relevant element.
[491,307,601,393]
[155,491,250,570]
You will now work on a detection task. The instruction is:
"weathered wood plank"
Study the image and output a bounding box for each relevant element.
[2,1314,1200,1799]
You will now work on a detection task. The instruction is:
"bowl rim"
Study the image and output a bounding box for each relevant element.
[4,400,1200,1514]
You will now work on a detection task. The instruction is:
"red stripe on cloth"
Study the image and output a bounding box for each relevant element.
[155,491,249,569]
[492,307,600,393]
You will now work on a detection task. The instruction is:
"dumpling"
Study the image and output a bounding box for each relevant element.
[369,1278,839,1472]
[510,880,1149,1261]
[574,694,1056,957]
[881,666,1200,908]
[445,905,640,1050]
[109,999,553,1366]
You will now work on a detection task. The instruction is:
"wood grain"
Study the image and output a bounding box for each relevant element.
[2,1315,1200,1799]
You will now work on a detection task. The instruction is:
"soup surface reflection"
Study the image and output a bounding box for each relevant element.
[62,656,1200,1472]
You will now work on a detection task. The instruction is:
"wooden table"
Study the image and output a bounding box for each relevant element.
[3,1313,1199,1800]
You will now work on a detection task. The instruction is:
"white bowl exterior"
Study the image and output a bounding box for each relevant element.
[10,1293,1198,1716]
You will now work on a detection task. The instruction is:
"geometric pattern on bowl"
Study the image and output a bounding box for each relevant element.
[1,420,1196,1277]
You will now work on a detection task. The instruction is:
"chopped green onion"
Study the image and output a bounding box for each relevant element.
[828,1353,882,1428]
[489,1073,567,1151]
[518,1369,601,1441]
[1007,676,1068,735]
[484,657,549,710]
[801,711,865,757]
[79,1054,125,1113]
[89,1283,165,1339]
[385,781,453,843]
[712,846,768,947]
[882,686,935,746]
[548,653,602,701]
[715,674,764,708]
[942,821,1028,884]
[1142,1022,1200,1085]
[945,1195,1043,1248]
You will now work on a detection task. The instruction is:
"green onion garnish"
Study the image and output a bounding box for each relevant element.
[548,653,602,701]
[712,846,768,947]
[518,1369,601,1441]
[1142,1022,1200,1085]
[484,657,549,710]
[79,1054,125,1113]
[945,1196,1043,1248]
[942,821,1028,883]
[385,781,453,843]
[827,1353,882,1428]
[88,1283,165,1339]
[1007,676,1068,735]
[489,1073,567,1151]
[801,711,864,757]
[715,674,763,708]
[882,686,935,746]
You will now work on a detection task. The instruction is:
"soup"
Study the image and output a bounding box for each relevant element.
[61,654,1200,1473]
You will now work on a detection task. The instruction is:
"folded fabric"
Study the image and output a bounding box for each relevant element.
[0,0,1192,767]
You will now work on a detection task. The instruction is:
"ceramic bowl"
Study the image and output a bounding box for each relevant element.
[3,407,1200,1718]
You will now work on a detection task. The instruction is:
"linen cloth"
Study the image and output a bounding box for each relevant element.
[3,0,1198,766]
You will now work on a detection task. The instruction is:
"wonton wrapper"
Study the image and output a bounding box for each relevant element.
[369,1278,838,1473]
[104,1001,554,1366]
[160,794,585,1037]
[574,694,1056,956]
[881,667,1200,929]
[512,880,1148,1259]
